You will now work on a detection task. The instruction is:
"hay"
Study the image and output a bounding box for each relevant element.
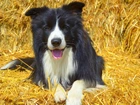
[0,0,140,105]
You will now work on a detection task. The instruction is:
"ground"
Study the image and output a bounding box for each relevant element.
[0,49,139,105]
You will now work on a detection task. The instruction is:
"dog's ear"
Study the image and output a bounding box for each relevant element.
[62,2,85,15]
[25,7,48,19]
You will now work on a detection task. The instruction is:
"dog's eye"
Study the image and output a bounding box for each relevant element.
[43,25,51,30]
[64,24,70,30]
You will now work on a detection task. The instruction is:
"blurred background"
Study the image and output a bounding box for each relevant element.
[0,0,139,57]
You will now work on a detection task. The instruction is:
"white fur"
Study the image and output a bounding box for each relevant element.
[42,48,77,88]
[54,84,66,103]
[66,80,86,105]
[47,20,66,50]
[0,60,17,70]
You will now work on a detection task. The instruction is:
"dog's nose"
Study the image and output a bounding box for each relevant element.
[51,38,62,47]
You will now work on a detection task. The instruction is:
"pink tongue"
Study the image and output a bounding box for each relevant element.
[52,50,63,59]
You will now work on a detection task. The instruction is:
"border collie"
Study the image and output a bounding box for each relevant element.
[0,2,105,105]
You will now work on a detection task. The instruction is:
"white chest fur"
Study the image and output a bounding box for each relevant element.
[42,48,77,88]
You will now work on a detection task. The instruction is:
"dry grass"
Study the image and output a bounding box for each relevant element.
[0,0,140,105]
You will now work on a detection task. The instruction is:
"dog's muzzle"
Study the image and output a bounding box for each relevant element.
[50,38,65,60]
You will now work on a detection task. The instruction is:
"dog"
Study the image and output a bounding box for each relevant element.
[0,2,105,105]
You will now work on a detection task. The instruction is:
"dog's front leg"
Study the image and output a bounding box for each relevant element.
[54,84,66,103]
[66,80,86,105]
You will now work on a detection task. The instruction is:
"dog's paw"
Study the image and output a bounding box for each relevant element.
[54,85,66,103]
[66,90,83,105]
[54,90,66,103]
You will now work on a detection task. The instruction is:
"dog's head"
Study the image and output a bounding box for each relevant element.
[25,2,85,59]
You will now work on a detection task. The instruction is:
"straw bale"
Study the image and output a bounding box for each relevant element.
[0,0,140,104]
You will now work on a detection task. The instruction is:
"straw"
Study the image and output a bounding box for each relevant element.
[0,0,140,104]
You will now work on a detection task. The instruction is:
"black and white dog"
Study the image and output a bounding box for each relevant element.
[0,2,105,105]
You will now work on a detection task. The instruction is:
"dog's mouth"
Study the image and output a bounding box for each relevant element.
[51,49,64,59]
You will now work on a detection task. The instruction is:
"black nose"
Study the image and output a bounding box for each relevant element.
[51,38,62,47]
